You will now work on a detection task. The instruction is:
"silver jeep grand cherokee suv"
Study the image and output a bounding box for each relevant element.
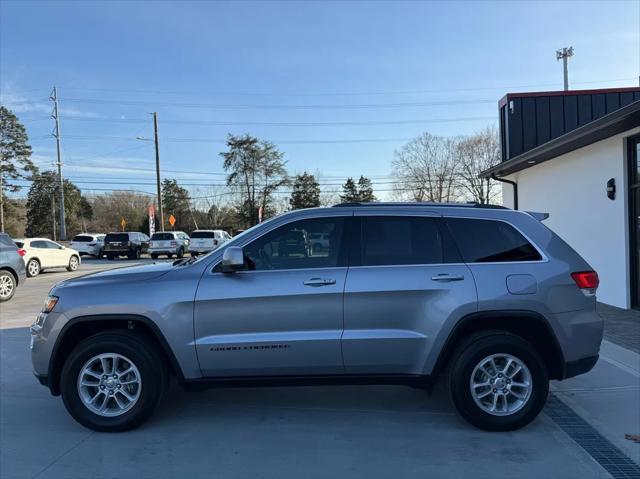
[30,203,603,432]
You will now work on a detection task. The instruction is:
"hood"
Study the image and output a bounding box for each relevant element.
[56,261,174,288]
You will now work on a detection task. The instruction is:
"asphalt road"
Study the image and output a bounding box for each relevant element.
[0,258,611,478]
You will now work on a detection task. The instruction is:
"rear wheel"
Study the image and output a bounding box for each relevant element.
[67,255,80,272]
[26,259,40,277]
[449,332,548,431]
[0,271,16,302]
[150,254,158,260]
[60,331,167,432]
[107,254,115,260]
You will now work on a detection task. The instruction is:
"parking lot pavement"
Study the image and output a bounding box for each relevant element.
[0,260,615,478]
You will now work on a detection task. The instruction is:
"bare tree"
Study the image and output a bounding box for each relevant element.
[457,126,501,204]
[391,133,461,202]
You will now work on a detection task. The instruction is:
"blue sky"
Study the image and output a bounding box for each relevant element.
[1,0,638,200]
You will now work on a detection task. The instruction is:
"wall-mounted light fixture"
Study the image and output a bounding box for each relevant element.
[607,178,616,200]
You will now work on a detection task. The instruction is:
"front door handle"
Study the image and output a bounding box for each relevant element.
[431,273,465,282]
[303,278,336,287]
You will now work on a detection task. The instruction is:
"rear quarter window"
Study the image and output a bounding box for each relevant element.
[445,217,542,263]
[72,235,94,242]
[191,231,216,239]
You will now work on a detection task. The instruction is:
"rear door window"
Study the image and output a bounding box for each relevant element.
[360,216,443,266]
[446,218,542,263]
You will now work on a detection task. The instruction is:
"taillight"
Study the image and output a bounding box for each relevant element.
[571,271,599,296]
[17,249,26,257]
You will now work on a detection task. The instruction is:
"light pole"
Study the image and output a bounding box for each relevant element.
[556,47,574,91]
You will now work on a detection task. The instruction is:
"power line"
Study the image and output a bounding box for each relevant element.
[59,134,427,145]
[52,76,637,97]
[26,115,497,127]
[58,96,498,111]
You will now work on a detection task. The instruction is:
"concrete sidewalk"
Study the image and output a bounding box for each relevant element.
[551,339,640,464]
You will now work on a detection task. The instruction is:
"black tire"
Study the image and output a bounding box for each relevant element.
[26,258,40,277]
[177,247,184,259]
[128,248,141,260]
[0,270,17,302]
[107,254,115,260]
[150,254,158,260]
[60,331,167,432]
[449,331,548,432]
[96,249,103,259]
[190,252,198,257]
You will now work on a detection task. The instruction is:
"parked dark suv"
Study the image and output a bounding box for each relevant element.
[102,232,149,260]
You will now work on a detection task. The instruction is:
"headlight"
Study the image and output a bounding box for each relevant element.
[43,295,59,313]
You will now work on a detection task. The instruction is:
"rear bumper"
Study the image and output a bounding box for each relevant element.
[149,247,181,254]
[563,355,599,379]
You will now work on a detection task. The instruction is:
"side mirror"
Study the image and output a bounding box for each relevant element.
[221,246,245,273]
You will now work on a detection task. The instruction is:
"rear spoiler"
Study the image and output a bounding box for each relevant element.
[526,211,549,221]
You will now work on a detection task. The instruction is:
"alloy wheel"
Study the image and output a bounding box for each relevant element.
[28,260,40,276]
[469,353,533,416]
[77,353,142,417]
[0,274,14,299]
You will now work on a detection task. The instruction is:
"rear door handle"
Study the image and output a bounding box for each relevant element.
[303,278,336,287]
[431,273,465,282]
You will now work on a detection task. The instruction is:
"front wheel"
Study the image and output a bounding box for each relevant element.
[449,332,548,431]
[176,247,184,259]
[60,331,167,432]
[67,255,80,272]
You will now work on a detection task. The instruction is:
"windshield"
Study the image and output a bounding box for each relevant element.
[72,235,94,242]
[104,233,128,242]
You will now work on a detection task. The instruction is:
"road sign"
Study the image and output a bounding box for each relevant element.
[168,214,176,228]
[120,217,126,231]
[148,205,156,236]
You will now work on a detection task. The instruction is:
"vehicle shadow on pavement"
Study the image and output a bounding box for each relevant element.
[0,326,609,479]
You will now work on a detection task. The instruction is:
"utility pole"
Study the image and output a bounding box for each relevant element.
[50,86,66,240]
[153,112,164,232]
[51,195,56,241]
[556,47,574,91]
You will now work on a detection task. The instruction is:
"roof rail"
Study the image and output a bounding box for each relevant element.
[332,201,508,209]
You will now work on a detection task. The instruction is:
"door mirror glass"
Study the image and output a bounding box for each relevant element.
[221,246,245,273]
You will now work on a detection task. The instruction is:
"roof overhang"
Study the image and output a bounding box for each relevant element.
[481,100,640,179]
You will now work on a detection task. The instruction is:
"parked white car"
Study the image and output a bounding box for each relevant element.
[69,233,105,258]
[14,238,81,277]
[188,229,231,256]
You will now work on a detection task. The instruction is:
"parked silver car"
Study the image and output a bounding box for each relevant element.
[0,233,27,302]
[30,203,603,432]
[148,231,190,259]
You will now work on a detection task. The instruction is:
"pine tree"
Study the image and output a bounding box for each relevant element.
[161,179,192,231]
[340,177,360,203]
[357,176,376,202]
[289,172,321,209]
[0,106,36,232]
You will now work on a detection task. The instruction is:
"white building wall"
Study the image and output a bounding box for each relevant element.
[502,127,639,309]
